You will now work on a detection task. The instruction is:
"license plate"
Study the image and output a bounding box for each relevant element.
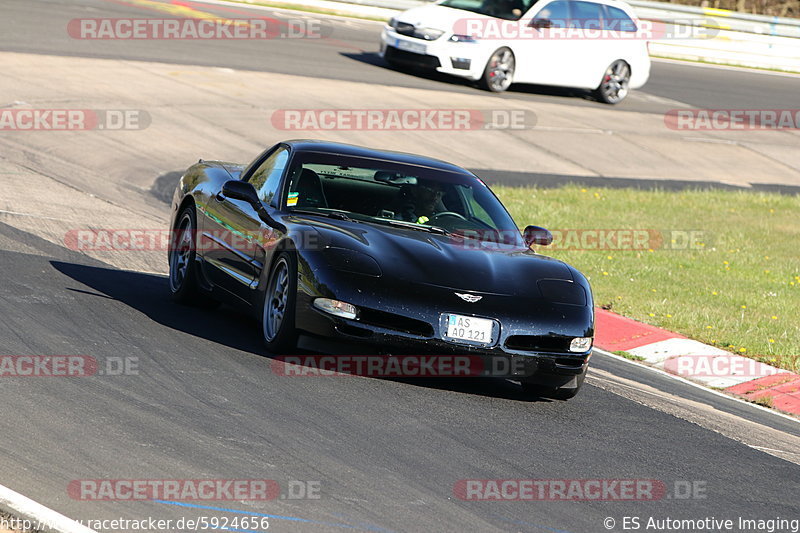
[396,38,426,55]
[443,314,496,346]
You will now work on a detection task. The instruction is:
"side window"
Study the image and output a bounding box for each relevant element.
[569,1,602,30]
[533,0,570,27]
[603,5,637,31]
[248,147,289,207]
[463,187,495,227]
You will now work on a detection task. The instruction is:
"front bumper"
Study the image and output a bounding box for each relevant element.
[295,292,592,382]
[380,27,489,81]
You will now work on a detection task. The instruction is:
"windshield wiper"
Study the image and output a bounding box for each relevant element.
[371,218,450,235]
[292,209,357,222]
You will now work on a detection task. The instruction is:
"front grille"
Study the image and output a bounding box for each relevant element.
[504,335,572,353]
[385,46,441,68]
[358,308,434,337]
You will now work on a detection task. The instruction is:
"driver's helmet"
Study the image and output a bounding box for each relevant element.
[394,182,444,223]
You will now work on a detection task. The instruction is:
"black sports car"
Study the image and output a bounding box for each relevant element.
[168,140,594,399]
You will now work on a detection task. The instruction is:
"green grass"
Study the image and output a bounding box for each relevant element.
[494,185,800,373]
[751,395,775,409]
[612,350,646,362]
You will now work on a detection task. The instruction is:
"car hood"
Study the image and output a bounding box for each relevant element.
[294,216,577,297]
[396,4,496,32]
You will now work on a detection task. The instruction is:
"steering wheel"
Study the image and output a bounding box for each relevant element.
[432,211,467,221]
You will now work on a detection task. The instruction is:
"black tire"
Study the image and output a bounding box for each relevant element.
[521,371,585,400]
[594,60,631,104]
[479,47,515,93]
[261,252,298,354]
[168,207,203,303]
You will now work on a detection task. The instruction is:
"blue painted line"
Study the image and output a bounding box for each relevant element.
[153,500,392,532]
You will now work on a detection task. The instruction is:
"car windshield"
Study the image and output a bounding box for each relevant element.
[439,0,537,20]
[283,152,524,247]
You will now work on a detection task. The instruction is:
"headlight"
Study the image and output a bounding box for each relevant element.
[449,34,478,43]
[387,17,397,29]
[314,298,358,319]
[569,337,593,353]
[417,28,444,40]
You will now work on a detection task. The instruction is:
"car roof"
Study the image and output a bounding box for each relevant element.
[283,139,473,175]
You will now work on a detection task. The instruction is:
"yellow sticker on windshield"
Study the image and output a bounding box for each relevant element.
[287,192,299,206]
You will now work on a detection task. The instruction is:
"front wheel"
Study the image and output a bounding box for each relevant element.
[261,252,298,354]
[169,207,202,303]
[594,60,631,104]
[479,48,515,93]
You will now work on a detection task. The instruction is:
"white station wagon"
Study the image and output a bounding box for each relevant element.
[380,0,651,103]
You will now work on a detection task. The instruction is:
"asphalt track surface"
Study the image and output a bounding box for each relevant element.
[1,220,799,532]
[0,1,799,532]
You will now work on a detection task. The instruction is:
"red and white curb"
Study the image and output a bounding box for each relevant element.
[595,308,800,416]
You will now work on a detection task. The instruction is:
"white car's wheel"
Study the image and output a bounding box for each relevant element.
[595,60,631,104]
[480,48,515,93]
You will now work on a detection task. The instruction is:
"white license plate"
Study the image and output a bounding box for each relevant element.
[396,38,426,55]
[444,314,495,345]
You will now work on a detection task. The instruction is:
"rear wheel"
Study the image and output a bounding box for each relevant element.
[261,253,298,354]
[480,48,515,93]
[594,60,630,104]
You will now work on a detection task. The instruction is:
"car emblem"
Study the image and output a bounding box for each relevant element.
[455,293,482,303]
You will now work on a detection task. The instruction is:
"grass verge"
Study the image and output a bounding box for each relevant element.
[612,350,646,362]
[495,185,800,372]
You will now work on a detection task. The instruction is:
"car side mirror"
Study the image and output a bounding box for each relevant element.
[523,225,553,247]
[222,180,261,206]
[530,18,552,29]
[221,180,285,231]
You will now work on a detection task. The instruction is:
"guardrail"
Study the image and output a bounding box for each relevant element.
[627,0,800,71]
[629,0,800,38]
